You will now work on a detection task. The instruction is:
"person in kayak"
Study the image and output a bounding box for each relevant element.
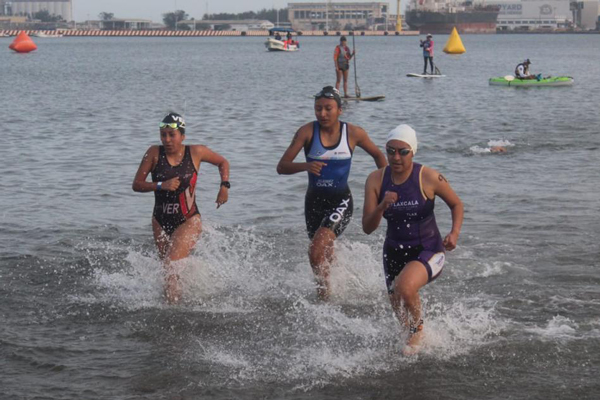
[362,124,463,355]
[420,34,434,75]
[515,59,540,80]
[277,86,386,300]
[334,36,355,98]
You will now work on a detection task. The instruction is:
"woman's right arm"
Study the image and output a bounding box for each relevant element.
[362,169,395,234]
[277,126,324,176]
[132,146,159,192]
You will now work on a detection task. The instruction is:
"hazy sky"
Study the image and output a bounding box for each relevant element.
[74,0,295,22]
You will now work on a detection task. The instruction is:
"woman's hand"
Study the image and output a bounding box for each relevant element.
[307,161,327,176]
[443,232,459,251]
[161,177,181,191]
[379,191,398,211]
[216,186,228,208]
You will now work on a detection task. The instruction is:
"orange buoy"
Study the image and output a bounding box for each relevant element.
[9,31,37,53]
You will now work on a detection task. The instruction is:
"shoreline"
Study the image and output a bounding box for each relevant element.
[0,29,420,37]
[2,29,598,37]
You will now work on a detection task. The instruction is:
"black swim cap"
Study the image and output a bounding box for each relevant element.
[340,36,347,42]
[161,112,186,134]
[315,86,342,107]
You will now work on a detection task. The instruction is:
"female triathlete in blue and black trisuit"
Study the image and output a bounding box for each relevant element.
[362,124,463,355]
[277,86,387,300]
[132,112,230,304]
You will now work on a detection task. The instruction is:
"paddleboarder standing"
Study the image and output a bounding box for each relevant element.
[420,34,434,75]
[334,36,355,98]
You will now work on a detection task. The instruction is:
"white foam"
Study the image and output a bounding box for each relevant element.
[328,240,387,304]
[526,315,578,340]
[469,139,515,154]
[78,225,505,386]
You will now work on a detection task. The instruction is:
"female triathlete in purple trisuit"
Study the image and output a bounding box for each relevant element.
[362,124,463,355]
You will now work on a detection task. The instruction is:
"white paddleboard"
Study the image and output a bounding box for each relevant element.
[407,73,445,78]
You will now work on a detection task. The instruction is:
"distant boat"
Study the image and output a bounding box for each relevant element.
[0,32,10,38]
[265,28,299,52]
[405,0,500,34]
[31,31,64,38]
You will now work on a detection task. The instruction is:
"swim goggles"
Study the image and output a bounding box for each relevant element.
[159,122,180,129]
[315,87,341,100]
[386,147,412,156]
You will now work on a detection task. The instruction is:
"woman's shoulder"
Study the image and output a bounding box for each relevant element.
[145,145,161,155]
[187,144,208,154]
[345,122,367,137]
[366,166,386,185]
[419,164,444,185]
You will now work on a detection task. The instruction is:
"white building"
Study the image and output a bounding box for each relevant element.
[486,0,599,30]
[6,0,72,21]
[179,19,274,31]
[288,2,390,31]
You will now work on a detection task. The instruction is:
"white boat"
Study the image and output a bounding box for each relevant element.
[265,37,299,52]
[265,28,299,52]
[0,32,10,38]
[32,31,63,38]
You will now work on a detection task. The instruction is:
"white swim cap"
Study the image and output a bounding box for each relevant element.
[386,124,418,156]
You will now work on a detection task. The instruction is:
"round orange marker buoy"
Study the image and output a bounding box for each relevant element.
[9,31,37,53]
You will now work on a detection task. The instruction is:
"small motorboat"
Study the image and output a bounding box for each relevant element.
[265,28,299,52]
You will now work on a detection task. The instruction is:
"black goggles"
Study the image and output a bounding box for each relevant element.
[315,88,341,100]
[386,147,412,156]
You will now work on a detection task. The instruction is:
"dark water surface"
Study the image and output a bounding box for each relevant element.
[1,34,599,399]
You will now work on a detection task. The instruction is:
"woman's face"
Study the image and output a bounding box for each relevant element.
[314,98,342,129]
[386,140,414,173]
[160,127,184,152]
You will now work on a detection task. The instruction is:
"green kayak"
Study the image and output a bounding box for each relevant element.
[489,76,574,87]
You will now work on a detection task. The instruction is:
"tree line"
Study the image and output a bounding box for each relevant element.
[203,8,289,22]
[96,7,288,30]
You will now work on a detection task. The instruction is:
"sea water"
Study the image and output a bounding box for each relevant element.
[1,34,599,399]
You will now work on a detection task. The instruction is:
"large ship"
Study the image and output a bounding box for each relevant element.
[405,0,500,34]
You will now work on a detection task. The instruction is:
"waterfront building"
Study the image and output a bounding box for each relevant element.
[5,0,72,21]
[100,18,152,30]
[179,19,275,31]
[485,0,599,31]
[288,2,390,31]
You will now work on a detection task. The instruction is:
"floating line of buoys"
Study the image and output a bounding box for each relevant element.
[9,31,37,53]
[443,27,465,54]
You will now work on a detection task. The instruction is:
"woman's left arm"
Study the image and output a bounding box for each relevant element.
[424,167,464,250]
[194,146,230,208]
[352,126,388,169]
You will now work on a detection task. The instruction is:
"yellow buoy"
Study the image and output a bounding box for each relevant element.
[443,27,465,54]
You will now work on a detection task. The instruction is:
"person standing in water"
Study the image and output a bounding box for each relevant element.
[334,36,354,98]
[132,112,230,304]
[362,124,463,354]
[420,34,434,75]
[277,86,387,300]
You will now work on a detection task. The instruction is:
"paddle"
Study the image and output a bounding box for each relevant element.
[352,33,361,98]
[504,75,515,82]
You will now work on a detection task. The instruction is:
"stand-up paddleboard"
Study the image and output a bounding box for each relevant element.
[343,95,385,101]
[407,73,445,78]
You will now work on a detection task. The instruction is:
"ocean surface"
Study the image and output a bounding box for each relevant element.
[1,34,599,399]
